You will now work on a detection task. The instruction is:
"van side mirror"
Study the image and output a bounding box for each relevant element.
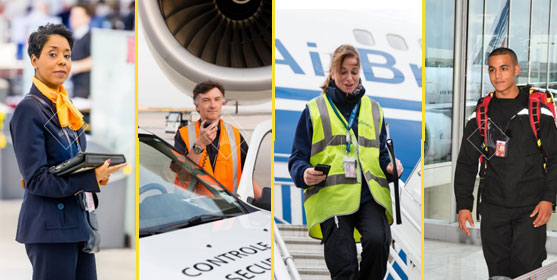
[249,187,271,211]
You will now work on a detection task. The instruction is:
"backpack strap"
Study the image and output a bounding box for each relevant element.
[474,93,493,221]
[476,92,493,166]
[529,91,541,147]
[476,93,493,144]
[527,87,556,149]
[526,87,557,212]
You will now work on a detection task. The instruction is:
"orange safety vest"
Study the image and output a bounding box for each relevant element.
[178,119,242,193]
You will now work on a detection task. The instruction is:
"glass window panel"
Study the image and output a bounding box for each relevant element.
[541,0,557,233]
[425,0,454,165]
[465,0,488,122]
[424,0,455,221]
[459,0,492,223]
[549,0,557,90]
[481,0,509,97]
[530,0,551,86]
[509,0,531,84]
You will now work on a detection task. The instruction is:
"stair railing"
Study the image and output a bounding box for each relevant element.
[274,222,302,280]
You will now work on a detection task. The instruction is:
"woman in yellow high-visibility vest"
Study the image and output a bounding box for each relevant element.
[288,44,403,279]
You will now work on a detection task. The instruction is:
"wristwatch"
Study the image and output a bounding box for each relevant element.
[192,143,204,154]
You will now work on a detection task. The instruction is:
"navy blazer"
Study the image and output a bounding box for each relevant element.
[10,84,100,244]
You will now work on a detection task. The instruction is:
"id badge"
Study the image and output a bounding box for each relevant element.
[344,156,357,178]
[85,192,96,212]
[495,140,507,158]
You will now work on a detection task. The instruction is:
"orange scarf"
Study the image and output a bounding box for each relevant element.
[32,76,84,130]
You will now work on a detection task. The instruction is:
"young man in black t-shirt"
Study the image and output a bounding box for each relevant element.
[455,47,557,278]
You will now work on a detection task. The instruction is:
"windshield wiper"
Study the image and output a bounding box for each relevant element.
[139,214,231,237]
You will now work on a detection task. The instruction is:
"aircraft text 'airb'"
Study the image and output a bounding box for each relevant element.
[275,39,422,88]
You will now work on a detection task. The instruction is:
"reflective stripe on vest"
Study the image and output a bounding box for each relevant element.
[178,120,242,193]
[305,94,392,241]
[223,122,240,193]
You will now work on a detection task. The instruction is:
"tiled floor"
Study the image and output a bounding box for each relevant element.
[0,199,135,279]
[425,239,557,279]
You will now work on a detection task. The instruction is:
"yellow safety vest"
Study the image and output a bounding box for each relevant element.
[305,94,393,241]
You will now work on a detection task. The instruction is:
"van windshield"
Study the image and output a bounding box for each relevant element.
[138,134,245,236]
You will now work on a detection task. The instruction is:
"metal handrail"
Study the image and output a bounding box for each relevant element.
[274,223,302,280]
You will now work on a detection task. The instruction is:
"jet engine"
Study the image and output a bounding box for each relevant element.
[138,0,272,104]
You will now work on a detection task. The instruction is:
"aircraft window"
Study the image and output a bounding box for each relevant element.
[353,29,375,46]
[386,34,408,51]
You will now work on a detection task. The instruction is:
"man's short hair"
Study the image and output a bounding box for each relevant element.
[488,47,518,65]
[193,81,225,102]
[28,23,74,59]
[73,3,94,18]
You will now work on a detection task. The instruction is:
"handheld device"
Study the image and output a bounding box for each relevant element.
[314,164,331,176]
[203,121,212,128]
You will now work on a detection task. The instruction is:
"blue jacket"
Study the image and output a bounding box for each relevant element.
[288,84,392,204]
[10,84,100,244]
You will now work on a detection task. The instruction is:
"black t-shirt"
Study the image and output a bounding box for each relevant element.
[488,90,527,131]
[71,31,91,99]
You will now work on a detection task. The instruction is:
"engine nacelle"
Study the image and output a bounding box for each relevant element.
[138,0,272,105]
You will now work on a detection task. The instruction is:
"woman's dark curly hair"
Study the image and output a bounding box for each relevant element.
[27,23,74,59]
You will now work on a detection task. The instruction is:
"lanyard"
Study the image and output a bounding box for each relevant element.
[326,95,360,152]
[72,130,82,153]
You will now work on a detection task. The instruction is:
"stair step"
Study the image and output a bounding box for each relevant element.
[298,266,330,275]
[277,225,310,238]
[282,237,323,254]
[283,237,321,244]
[290,252,325,259]
[290,251,326,267]
[278,225,331,277]
[299,274,331,280]
[278,224,307,230]
[286,245,322,254]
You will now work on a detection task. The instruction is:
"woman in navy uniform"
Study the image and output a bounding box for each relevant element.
[10,23,125,280]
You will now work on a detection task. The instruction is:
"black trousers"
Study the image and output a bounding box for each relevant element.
[320,200,391,280]
[480,203,547,278]
[25,242,97,280]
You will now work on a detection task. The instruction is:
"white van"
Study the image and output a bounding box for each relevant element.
[138,120,278,280]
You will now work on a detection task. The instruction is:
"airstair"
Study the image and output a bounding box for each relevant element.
[277,224,328,280]
[275,160,422,280]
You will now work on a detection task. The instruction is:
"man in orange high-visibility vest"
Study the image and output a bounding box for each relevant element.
[174,81,254,195]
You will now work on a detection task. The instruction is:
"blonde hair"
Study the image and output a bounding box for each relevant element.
[320,44,361,92]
